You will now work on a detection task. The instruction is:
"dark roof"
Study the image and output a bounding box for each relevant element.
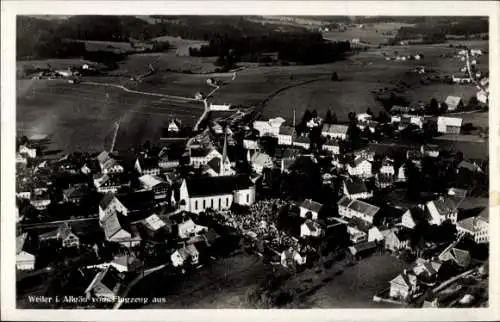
[300,199,323,212]
[279,126,296,136]
[344,178,369,195]
[394,228,412,241]
[137,156,159,170]
[190,147,212,158]
[186,175,254,197]
[99,192,116,209]
[294,136,310,144]
[118,191,155,211]
[206,157,221,172]
[100,266,121,292]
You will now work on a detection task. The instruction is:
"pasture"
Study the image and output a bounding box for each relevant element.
[322,22,415,45]
[16,80,205,153]
[151,36,208,56]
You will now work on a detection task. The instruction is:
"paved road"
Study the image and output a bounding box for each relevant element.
[20,217,98,230]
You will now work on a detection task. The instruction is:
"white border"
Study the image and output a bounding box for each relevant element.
[2,1,499,321]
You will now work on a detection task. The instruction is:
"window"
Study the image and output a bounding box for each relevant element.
[246,194,249,203]
[203,199,206,209]
[218,198,221,209]
[226,197,230,207]
[211,199,214,208]
[195,200,198,211]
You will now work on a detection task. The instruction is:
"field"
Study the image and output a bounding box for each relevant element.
[17,79,205,153]
[151,36,208,56]
[133,252,403,309]
[322,22,415,45]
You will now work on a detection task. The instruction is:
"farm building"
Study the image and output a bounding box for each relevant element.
[322,139,342,155]
[426,196,463,225]
[102,211,142,247]
[300,220,323,238]
[343,177,373,200]
[138,174,169,199]
[389,271,418,301]
[39,222,80,248]
[385,229,411,251]
[278,126,296,146]
[452,75,472,84]
[293,136,311,150]
[456,207,488,244]
[135,155,160,176]
[97,151,124,174]
[347,156,373,178]
[209,104,232,111]
[379,157,395,176]
[253,117,286,137]
[437,117,462,134]
[444,96,464,111]
[420,144,440,158]
[321,124,349,140]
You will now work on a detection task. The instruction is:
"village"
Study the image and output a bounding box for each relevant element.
[14,15,490,310]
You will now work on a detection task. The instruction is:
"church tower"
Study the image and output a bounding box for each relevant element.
[220,130,231,176]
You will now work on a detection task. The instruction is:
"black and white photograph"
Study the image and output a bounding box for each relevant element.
[2,1,499,321]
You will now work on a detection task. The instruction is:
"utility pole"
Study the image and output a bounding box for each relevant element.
[110,121,120,153]
[293,108,296,127]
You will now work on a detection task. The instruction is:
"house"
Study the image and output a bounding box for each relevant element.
[412,258,442,281]
[157,147,180,169]
[39,222,80,248]
[135,155,160,176]
[368,226,392,243]
[448,187,468,199]
[385,229,411,251]
[30,192,51,210]
[62,183,88,203]
[299,199,324,220]
[353,147,375,162]
[16,152,28,165]
[281,157,296,174]
[101,211,142,247]
[347,156,373,178]
[426,196,463,225]
[167,119,180,133]
[389,271,418,300]
[347,224,368,244]
[457,160,483,174]
[138,174,169,199]
[188,147,221,168]
[171,244,199,267]
[98,191,154,223]
[343,177,373,200]
[248,151,273,174]
[356,113,373,123]
[456,207,488,244]
[400,206,429,229]
[292,136,310,150]
[444,96,463,111]
[476,90,488,104]
[110,255,143,273]
[281,247,307,268]
[380,157,395,176]
[437,117,462,134]
[96,151,124,174]
[19,144,37,158]
[451,75,472,84]
[420,144,440,158]
[93,173,128,193]
[439,247,471,269]
[85,266,122,300]
[390,105,411,114]
[178,217,208,239]
[16,233,35,271]
[396,164,407,182]
[348,241,377,257]
[300,220,323,238]
[278,126,296,145]
[337,196,380,224]
[178,175,256,214]
[243,138,260,150]
[253,117,285,137]
[322,139,342,154]
[139,213,167,237]
[321,124,349,140]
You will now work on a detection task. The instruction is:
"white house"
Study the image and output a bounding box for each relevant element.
[278,126,296,145]
[292,136,310,150]
[19,144,37,158]
[30,193,51,210]
[444,95,463,111]
[437,116,462,134]
[178,218,208,239]
[389,272,418,300]
[347,156,373,178]
[426,196,463,225]
[299,199,324,220]
[98,193,129,223]
[138,174,169,199]
[420,144,440,158]
[93,173,127,193]
[322,139,341,155]
[189,148,222,168]
[347,225,368,244]
[243,138,260,150]
[178,175,256,214]
[171,244,199,267]
[321,124,349,140]
[343,177,373,200]
[248,151,273,174]
[380,157,395,176]
[337,196,380,224]
[300,220,323,238]
[253,117,285,137]
[110,255,143,273]
[209,103,231,111]
[476,90,488,104]
[356,113,373,123]
[16,152,28,165]
[84,266,122,301]
[96,151,124,174]
[456,208,488,244]
[101,212,142,247]
[16,233,35,271]
[396,164,407,182]
[134,156,160,176]
[368,226,391,243]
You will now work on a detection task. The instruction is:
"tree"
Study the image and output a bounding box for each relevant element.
[468,96,479,109]
[366,108,374,116]
[378,110,390,123]
[439,102,448,114]
[311,110,318,119]
[347,112,357,123]
[325,110,333,124]
[331,72,339,81]
[331,112,338,124]
[301,109,312,125]
[428,98,439,115]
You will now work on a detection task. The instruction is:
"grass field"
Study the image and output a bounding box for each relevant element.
[17,79,205,153]
[135,252,403,308]
[322,22,415,45]
[151,36,208,56]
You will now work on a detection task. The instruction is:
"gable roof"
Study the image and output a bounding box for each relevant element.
[428,196,462,216]
[279,125,296,136]
[344,177,369,195]
[457,216,475,233]
[294,136,310,144]
[97,151,110,164]
[338,197,380,218]
[85,266,121,295]
[390,272,417,288]
[139,174,165,189]
[186,175,254,197]
[141,214,166,231]
[250,152,272,167]
[352,156,370,167]
[112,254,142,269]
[99,192,116,210]
[445,95,462,109]
[16,233,28,254]
[478,207,489,222]
[322,124,349,135]
[300,199,324,213]
[136,156,159,170]
[102,212,129,240]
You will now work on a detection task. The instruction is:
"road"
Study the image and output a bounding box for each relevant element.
[19,216,98,230]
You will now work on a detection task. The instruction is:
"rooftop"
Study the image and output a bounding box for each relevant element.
[322,124,349,135]
[300,199,324,213]
[279,126,296,136]
[338,197,380,217]
[186,175,254,197]
[344,177,369,195]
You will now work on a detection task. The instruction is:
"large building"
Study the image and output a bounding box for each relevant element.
[337,196,380,224]
[178,175,256,214]
[456,208,489,244]
[321,124,349,140]
[253,117,286,137]
[437,117,462,134]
